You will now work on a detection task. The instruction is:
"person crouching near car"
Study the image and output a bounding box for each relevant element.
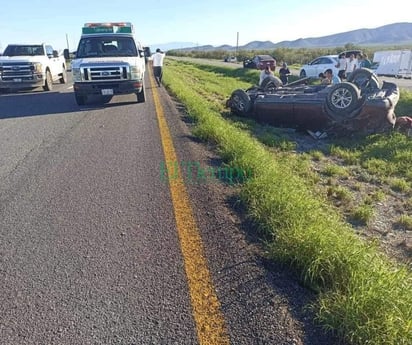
[259,65,274,86]
[324,68,341,85]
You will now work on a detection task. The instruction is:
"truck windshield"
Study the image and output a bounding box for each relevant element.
[76,36,138,58]
[3,45,44,56]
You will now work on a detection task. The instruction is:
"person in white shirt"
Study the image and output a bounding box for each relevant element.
[345,53,357,79]
[152,48,165,86]
[259,65,274,86]
[336,53,347,79]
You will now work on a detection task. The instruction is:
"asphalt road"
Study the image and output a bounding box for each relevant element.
[0,73,340,345]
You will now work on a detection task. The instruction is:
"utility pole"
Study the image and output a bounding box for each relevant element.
[236,32,239,58]
[66,33,70,52]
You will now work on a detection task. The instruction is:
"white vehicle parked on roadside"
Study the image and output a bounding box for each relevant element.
[299,55,339,78]
[66,22,146,105]
[0,43,67,92]
[374,50,412,79]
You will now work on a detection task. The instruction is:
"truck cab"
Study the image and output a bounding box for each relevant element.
[0,43,67,92]
[68,22,146,105]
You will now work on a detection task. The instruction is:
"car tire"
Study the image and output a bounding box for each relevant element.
[75,92,87,106]
[101,96,113,104]
[325,82,361,121]
[59,68,67,84]
[229,89,252,115]
[347,68,380,90]
[137,88,146,103]
[43,70,53,91]
[300,70,307,78]
[260,76,282,91]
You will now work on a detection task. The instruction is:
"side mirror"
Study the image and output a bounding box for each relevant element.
[52,50,59,58]
[143,47,151,57]
[63,49,70,60]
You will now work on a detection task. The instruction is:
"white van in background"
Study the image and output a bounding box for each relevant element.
[373,50,412,79]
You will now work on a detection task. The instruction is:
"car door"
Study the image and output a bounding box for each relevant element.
[304,57,323,77]
[45,45,60,79]
[313,57,331,76]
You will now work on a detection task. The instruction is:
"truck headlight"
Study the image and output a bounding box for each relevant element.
[72,68,81,82]
[30,62,43,73]
[130,66,141,79]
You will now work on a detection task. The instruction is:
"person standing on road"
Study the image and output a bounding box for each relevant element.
[152,48,165,87]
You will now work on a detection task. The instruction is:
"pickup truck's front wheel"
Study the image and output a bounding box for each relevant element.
[75,92,87,106]
[43,70,53,91]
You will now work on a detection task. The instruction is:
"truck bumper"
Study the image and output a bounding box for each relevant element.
[73,80,143,96]
[0,75,44,90]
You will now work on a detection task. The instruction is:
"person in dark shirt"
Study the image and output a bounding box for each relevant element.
[359,53,372,68]
[278,62,291,85]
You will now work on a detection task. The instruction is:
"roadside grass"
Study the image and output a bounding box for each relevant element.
[176,60,303,86]
[396,88,412,115]
[396,214,412,230]
[162,59,412,345]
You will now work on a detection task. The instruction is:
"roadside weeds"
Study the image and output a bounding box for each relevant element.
[162,60,412,345]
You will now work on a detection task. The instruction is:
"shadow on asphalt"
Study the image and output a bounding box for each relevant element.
[0,89,140,119]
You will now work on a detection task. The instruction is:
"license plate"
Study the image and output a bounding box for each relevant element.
[13,78,22,82]
[101,89,113,95]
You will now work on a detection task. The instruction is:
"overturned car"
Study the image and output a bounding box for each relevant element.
[226,68,399,135]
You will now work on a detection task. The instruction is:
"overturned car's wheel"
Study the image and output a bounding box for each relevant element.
[228,89,252,115]
[325,82,362,121]
[260,76,283,91]
[347,67,380,91]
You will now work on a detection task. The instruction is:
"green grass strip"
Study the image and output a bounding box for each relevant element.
[162,60,412,345]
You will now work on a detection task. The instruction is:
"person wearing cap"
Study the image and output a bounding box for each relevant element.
[152,48,165,86]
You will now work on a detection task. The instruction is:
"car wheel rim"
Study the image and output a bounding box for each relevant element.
[331,88,353,109]
[233,95,245,111]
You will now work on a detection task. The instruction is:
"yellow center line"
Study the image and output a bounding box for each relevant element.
[149,71,231,345]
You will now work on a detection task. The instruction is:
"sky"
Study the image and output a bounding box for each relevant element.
[0,0,411,52]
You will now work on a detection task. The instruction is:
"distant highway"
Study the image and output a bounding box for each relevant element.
[168,56,412,91]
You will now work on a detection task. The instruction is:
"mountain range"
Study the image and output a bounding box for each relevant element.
[153,22,412,52]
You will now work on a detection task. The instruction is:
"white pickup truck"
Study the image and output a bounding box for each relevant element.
[0,43,67,92]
